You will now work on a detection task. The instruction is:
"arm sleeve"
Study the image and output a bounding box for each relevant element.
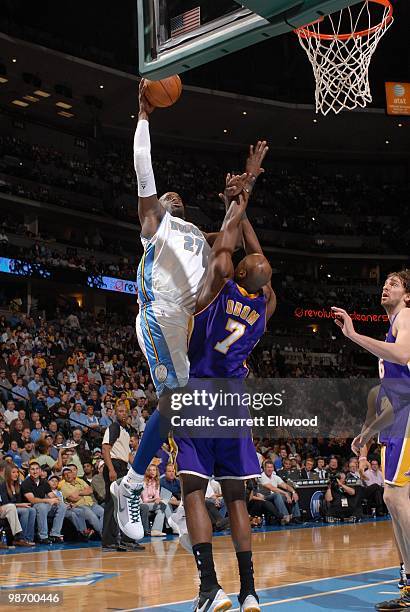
[134,119,157,198]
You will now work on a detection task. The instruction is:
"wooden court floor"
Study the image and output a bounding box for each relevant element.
[0,521,399,611]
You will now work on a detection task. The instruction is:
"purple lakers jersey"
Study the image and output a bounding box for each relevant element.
[188,279,267,378]
[377,313,410,443]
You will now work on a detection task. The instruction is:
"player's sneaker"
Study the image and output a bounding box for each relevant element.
[168,504,192,553]
[110,478,144,541]
[375,586,410,610]
[192,588,232,611]
[398,565,407,589]
[239,593,261,612]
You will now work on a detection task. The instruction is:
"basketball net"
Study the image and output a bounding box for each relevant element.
[295,0,393,115]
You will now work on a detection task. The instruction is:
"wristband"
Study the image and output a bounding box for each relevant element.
[359,456,368,461]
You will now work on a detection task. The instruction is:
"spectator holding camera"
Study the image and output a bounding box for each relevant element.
[324,472,360,520]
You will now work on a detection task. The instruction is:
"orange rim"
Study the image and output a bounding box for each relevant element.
[295,0,393,41]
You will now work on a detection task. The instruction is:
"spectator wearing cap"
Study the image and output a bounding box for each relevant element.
[20,461,67,544]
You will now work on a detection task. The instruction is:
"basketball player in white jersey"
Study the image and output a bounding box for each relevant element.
[111,80,263,541]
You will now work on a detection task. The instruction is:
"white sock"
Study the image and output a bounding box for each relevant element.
[124,468,144,485]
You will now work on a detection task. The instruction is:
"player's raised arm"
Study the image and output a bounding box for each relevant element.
[134,79,165,238]
[195,190,249,312]
[241,217,277,320]
[332,306,410,365]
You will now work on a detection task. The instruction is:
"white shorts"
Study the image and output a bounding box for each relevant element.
[136,302,192,395]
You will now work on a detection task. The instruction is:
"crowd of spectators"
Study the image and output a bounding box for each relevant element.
[1,134,409,252]
[0,301,387,549]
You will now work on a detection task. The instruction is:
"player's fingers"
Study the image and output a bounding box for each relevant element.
[334,320,343,328]
[249,145,254,156]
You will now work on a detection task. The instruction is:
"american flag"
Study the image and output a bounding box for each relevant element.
[170,6,201,38]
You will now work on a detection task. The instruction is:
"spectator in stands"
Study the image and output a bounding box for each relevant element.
[159,463,181,512]
[246,479,281,525]
[277,458,302,482]
[0,464,36,544]
[274,447,288,471]
[59,466,103,536]
[326,456,339,476]
[324,472,361,520]
[48,472,92,539]
[205,479,227,519]
[361,458,386,516]
[3,401,18,426]
[70,402,87,430]
[91,460,105,505]
[81,461,95,486]
[259,460,302,523]
[20,461,67,544]
[11,377,29,408]
[141,464,172,536]
[300,458,319,480]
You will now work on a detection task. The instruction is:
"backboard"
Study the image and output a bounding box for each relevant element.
[138,0,365,79]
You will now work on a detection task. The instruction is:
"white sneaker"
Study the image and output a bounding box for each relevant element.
[240,594,260,612]
[192,588,232,611]
[168,504,192,553]
[110,478,144,541]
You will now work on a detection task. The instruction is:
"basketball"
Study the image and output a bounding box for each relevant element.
[144,75,182,108]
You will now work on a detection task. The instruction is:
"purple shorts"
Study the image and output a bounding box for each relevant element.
[174,434,261,480]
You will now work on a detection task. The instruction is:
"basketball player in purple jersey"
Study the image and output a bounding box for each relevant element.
[332,270,410,611]
[173,175,276,611]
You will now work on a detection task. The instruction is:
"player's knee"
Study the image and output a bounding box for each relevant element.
[383,484,401,509]
[181,474,208,497]
[220,480,246,504]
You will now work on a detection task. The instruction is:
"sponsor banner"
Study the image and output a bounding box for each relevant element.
[385,82,410,115]
[294,307,388,323]
[87,275,137,295]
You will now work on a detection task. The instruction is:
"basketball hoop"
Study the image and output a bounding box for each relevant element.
[295,0,393,115]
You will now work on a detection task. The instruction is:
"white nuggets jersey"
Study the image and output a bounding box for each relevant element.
[137,211,210,314]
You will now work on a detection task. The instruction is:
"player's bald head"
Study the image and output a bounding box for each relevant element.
[234,253,272,293]
[159,192,185,219]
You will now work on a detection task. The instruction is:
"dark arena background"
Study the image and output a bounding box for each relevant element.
[0,1,409,611]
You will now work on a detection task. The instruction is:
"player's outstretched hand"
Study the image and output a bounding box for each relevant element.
[331,306,356,338]
[246,140,269,179]
[138,79,155,117]
[219,172,248,210]
[351,433,366,456]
